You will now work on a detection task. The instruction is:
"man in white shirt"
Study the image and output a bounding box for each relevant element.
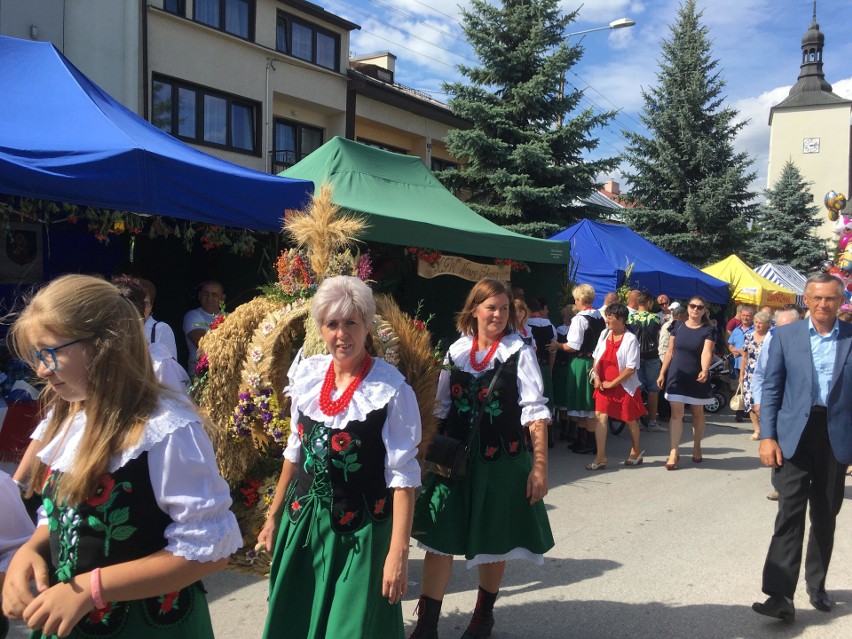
[183,280,225,372]
[139,278,179,361]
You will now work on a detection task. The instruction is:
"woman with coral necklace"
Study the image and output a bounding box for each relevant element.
[410,278,553,639]
[258,276,421,639]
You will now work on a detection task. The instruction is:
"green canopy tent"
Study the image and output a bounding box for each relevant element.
[280,137,568,264]
[280,137,569,339]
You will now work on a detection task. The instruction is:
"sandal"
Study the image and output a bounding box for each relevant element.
[665,453,680,471]
[585,461,607,471]
[624,451,645,466]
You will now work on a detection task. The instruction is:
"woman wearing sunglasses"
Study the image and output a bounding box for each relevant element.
[656,296,716,469]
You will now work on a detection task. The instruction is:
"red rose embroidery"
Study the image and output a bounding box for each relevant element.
[373,498,386,515]
[86,474,116,507]
[478,388,489,402]
[508,441,519,454]
[159,591,180,614]
[87,602,113,624]
[339,511,356,525]
[331,432,352,452]
[451,384,463,398]
[291,499,301,512]
[484,446,498,458]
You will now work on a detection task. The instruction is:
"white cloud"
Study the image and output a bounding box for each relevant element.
[567,0,646,26]
[731,85,790,195]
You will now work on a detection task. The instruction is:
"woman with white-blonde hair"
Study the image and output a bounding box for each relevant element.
[258,275,421,639]
[740,310,772,441]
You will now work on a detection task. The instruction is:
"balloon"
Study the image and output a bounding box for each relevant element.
[824,190,847,222]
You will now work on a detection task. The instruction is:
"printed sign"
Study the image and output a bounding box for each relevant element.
[417,255,510,282]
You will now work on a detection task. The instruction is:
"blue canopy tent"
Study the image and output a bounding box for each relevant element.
[550,219,730,307]
[0,36,312,230]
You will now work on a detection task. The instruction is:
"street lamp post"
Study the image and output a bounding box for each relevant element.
[557,17,636,126]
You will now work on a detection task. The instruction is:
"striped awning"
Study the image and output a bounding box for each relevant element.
[755,263,807,307]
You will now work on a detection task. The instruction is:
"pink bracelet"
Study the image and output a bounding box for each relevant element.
[90,568,106,609]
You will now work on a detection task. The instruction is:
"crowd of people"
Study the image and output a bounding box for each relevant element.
[1,271,851,638]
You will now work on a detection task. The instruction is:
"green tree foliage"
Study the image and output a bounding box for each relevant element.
[746,160,827,271]
[439,0,618,238]
[621,0,756,264]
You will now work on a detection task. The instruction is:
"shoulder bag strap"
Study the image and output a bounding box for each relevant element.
[465,359,506,451]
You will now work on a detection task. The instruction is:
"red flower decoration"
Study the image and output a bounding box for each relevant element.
[451,384,463,398]
[478,388,489,402]
[87,602,113,624]
[297,423,305,438]
[484,446,498,458]
[373,498,386,515]
[508,441,519,453]
[339,511,356,526]
[86,474,115,507]
[209,314,225,331]
[331,432,353,452]
[292,499,301,512]
[159,591,180,614]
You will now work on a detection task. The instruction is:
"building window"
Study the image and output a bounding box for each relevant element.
[431,157,457,172]
[152,76,259,154]
[272,119,323,172]
[194,0,254,40]
[357,138,407,155]
[276,12,340,72]
[162,0,185,16]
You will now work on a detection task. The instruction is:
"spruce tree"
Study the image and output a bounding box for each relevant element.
[439,0,618,238]
[747,160,827,271]
[621,0,756,264]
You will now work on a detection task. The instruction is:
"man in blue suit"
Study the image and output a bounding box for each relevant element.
[752,273,852,623]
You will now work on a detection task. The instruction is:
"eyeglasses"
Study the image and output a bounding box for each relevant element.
[688,304,705,310]
[30,339,82,372]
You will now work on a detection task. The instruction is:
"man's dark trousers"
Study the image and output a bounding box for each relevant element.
[763,410,848,598]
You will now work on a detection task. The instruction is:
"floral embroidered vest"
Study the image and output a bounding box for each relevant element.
[287,408,392,535]
[41,453,198,634]
[445,351,524,462]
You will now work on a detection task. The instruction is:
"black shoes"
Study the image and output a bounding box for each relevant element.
[752,595,795,623]
[807,587,833,612]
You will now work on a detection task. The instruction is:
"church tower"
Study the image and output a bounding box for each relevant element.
[767,2,851,239]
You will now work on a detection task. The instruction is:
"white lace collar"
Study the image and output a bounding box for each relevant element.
[36,395,201,473]
[447,333,525,374]
[556,324,569,335]
[287,355,405,425]
[527,317,553,327]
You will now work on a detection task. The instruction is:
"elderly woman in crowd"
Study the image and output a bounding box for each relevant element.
[586,303,646,470]
[258,276,422,639]
[739,310,771,441]
[657,296,716,469]
[410,278,553,639]
[548,284,606,454]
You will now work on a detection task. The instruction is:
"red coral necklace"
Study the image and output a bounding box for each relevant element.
[319,353,373,416]
[469,334,502,372]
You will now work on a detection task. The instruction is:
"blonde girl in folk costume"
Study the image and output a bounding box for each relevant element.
[1,275,241,638]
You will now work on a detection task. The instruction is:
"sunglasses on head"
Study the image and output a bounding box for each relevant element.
[688,303,705,310]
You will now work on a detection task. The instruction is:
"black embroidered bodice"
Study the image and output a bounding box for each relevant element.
[287,408,392,534]
[580,315,606,356]
[41,453,198,634]
[529,324,553,365]
[554,330,569,368]
[443,352,524,462]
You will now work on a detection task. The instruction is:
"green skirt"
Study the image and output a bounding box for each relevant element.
[412,437,553,563]
[539,363,554,410]
[30,582,212,639]
[565,358,594,414]
[263,497,403,639]
[552,362,569,408]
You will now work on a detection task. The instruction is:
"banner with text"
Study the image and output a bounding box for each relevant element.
[417,255,510,282]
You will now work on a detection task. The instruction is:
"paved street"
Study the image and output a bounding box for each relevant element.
[6,409,852,638]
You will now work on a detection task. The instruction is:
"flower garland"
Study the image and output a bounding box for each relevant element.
[230,387,290,443]
[495,258,530,272]
[406,246,442,265]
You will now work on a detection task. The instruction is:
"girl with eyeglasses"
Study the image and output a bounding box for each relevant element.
[1,274,240,638]
[656,296,716,469]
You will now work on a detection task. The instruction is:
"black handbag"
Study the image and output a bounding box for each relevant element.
[423,360,505,481]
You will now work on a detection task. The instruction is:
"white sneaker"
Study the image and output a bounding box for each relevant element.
[646,422,667,432]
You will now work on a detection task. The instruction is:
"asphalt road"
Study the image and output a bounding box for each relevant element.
[6,408,852,638]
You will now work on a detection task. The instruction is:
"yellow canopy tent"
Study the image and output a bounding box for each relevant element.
[702,255,797,308]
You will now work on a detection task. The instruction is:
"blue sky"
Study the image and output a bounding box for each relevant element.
[327,0,852,196]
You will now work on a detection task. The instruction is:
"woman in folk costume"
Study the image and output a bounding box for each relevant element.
[1,275,240,638]
[410,278,553,639]
[258,276,421,639]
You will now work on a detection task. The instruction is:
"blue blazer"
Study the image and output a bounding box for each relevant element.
[761,319,852,463]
